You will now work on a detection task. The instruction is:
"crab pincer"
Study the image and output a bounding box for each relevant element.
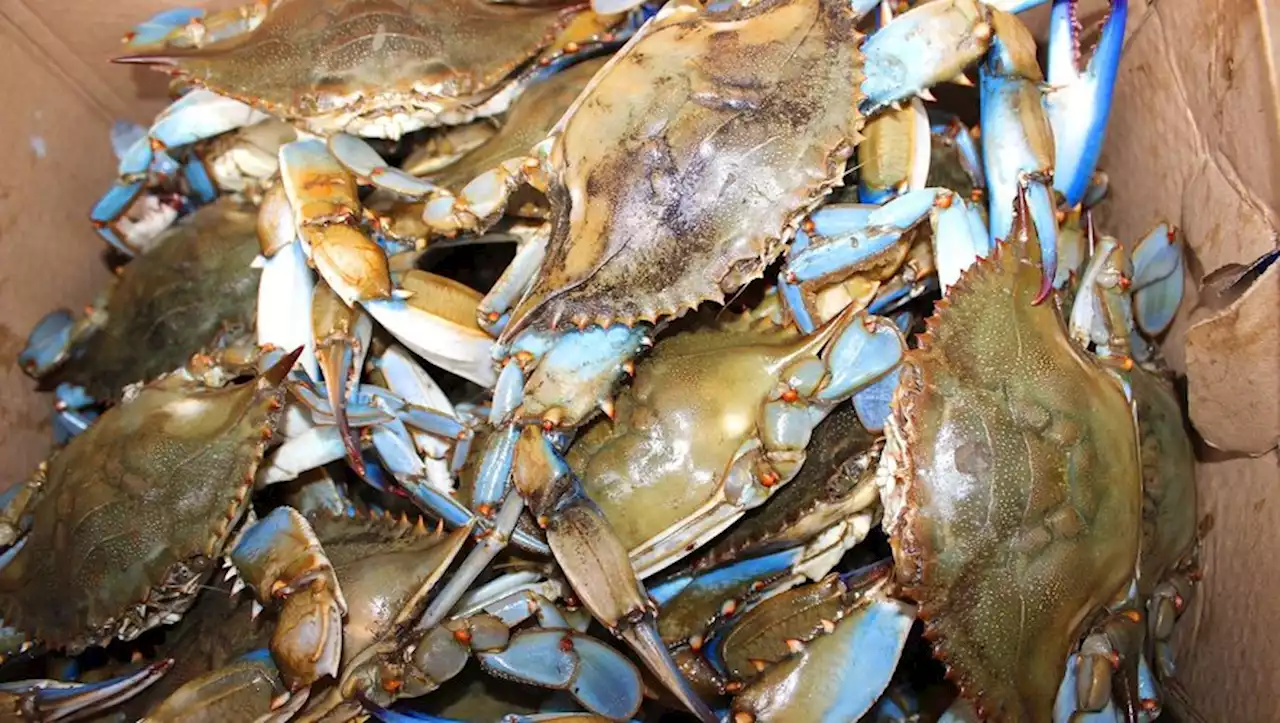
[310,281,374,477]
[229,507,349,690]
[1045,0,1128,209]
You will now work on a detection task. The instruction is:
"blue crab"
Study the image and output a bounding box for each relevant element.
[0,351,355,697]
[878,190,1190,722]
[19,198,262,442]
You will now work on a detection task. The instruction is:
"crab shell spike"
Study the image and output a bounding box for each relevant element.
[882,232,1142,721]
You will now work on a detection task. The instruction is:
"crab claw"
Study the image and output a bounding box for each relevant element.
[19,309,75,379]
[0,658,173,722]
[1045,0,1128,208]
[979,18,1060,303]
[312,281,374,477]
[230,507,348,691]
[512,429,717,723]
[144,650,310,723]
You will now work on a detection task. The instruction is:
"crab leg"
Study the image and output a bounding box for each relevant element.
[978,16,1060,302]
[311,281,374,475]
[230,506,348,691]
[1068,232,1136,369]
[1128,224,1185,337]
[1045,0,1128,208]
[0,659,174,722]
[143,649,310,723]
[19,309,75,378]
[477,224,551,335]
[89,90,268,255]
[780,189,990,333]
[859,0,997,114]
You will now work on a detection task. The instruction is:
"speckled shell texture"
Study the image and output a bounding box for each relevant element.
[503,0,865,338]
[884,243,1142,722]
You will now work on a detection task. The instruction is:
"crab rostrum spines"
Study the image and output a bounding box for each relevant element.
[500,0,868,341]
[881,240,1142,722]
[0,356,292,653]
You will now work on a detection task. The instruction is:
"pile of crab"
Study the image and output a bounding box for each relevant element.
[0,0,1206,720]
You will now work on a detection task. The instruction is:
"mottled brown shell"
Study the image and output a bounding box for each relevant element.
[1131,367,1197,595]
[501,0,865,339]
[0,367,289,651]
[45,198,260,402]
[884,243,1142,722]
[120,0,582,124]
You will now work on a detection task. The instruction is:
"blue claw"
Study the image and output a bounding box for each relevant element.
[19,309,75,377]
[123,8,205,48]
[1046,0,1128,208]
[1053,654,1122,723]
[852,366,901,433]
[729,595,915,722]
[782,194,939,333]
[817,314,905,402]
[931,193,992,290]
[89,181,147,255]
[980,38,1059,301]
[860,0,994,112]
[0,659,174,721]
[1130,224,1184,337]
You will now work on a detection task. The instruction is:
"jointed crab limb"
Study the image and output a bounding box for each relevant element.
[229,506,348,690]
[508,429,717,723]
[779,189,989,334]
[89,90,269,255]
[311,282,374,475]
[0,658,174,723]
[141,649,308,723]
[711,563,917,723]
[477,224,552,335]
[278,140,392,305]
[857,98,931,204]
[1068,233,1136,369]
[1045,0,1128,208]
[255,236,320,383]
[978,12,1060,302]
[1128,224,1185,337]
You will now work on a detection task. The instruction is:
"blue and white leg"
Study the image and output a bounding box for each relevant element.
[477,223,551,336]
[90,90,269,254]
[1045,0,1128,208]
[781,189,986,333]
[979,23,1060,301]
[0,659,174,722]
[19,309,76,378]
[1129,223,1184,337]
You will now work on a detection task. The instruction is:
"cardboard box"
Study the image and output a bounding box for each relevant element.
[0,0,1275,718]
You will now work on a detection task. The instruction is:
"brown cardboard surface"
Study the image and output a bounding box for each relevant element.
[0,17,115,477]
[1185,261,1279,455]
[0,0,1275,719]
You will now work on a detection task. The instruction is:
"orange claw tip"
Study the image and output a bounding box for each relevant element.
[1032,268,1054,305]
